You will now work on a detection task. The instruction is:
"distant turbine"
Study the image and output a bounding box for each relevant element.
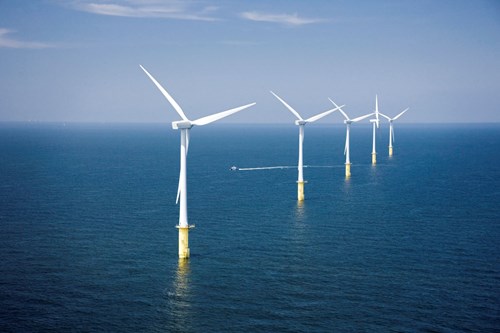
[329,98,373,178]
[379,107,409,156]
[271,91,344,201]
[370,95,382,165]
[140,65,256,258]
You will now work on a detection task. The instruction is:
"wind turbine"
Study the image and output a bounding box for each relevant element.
[370,95,381,165]
[329,99,373,178]
[379,107,409,156]
[140,65,256,259]
[271,91,344,201]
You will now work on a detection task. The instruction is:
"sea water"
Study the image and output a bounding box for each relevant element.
[0,122,499,332]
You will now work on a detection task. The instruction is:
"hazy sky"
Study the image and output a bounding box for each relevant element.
[0,0,499,123]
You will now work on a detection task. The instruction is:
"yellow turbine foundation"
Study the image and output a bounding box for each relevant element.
[372,153,377,165]
[389,147,393,156]
[345,163,351,178]
[297,181,305,201]
[176,225,194,259]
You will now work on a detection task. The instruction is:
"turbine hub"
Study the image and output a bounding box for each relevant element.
[295,120,307,126]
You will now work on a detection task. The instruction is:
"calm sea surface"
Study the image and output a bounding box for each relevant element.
[0,123,499,332]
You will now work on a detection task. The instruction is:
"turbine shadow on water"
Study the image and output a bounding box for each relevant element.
[169,259,192,332]
[294,201,307,223]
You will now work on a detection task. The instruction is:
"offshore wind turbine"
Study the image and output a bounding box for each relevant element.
[140,65,256,259]
[379,107,409,156]
[370,95,382,165]
[329,98,373,178]
[271,91,344,201]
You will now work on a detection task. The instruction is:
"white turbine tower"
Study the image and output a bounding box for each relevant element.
[379,107,409,156]
[140,65,256,259]
[271,91,344,201]
[370,95,381,165]
[329,99,373,178]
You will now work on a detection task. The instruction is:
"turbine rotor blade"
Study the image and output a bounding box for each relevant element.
[175,169,182,204]
[139,65,189,121]
[176,130,188,204]
[344,129,348,155]
[378,112,391,121]
[393,108,409,120]
[338,109,349,121]
[191,102,256,126]
[351,113,374,122]
[375,95,380,127]
[328,98,349,120]
[270,91,303,120]
[304,105,345,123]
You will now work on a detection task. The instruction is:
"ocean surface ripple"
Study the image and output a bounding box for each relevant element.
[0,123,499,332]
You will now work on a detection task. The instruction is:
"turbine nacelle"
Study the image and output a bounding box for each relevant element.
[172,121,193,130]
[295,120,307,126]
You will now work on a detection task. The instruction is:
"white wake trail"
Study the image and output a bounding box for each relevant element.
[238,166,295,171]
[235,165,342,171]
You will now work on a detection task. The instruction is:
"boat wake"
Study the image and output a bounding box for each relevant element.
[233,165,342,171]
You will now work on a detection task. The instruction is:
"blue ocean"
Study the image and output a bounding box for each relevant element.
[0,122,499,332]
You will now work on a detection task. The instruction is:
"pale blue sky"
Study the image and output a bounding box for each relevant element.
[0,0,499,123]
